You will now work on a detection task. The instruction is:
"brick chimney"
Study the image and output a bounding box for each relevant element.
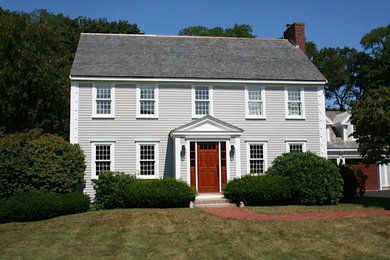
[283,22,305,53]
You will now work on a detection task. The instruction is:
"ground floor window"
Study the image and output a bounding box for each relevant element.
[92,142,114,179]
[136,141,159,178]
[246,142,267,174]
[286,141,306,153]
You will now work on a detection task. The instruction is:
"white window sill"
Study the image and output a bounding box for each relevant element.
[92,116,115,119]
[137,175,158,179]
[285,117,305,120]
[136,116,159,120]
[245,117,266,120]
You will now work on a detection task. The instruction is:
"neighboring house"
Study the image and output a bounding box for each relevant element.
[326,111,390,190]
[70,22,329,197]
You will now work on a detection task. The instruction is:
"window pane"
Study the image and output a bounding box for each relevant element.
[290,144,303,153]
[96,145,111,160]
[248,88,261,101]
[140,145,155,160]
[96,161,110,176]
[96,100,111,114]
[288,102,302,116]
[248,101,262,115]
[140,144,155,176]
[250,144,263,159]
[195,101,209,115]
[250,160,263,174]
[195,86,209,100]
[140,87,155,100]
[96,86,111,99]
[140,101,155,115]
[288,88,301,101]
[140,161,155,175]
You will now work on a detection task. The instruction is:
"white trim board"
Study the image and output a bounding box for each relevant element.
[70,76,327,85]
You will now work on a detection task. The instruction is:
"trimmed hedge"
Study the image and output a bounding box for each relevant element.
[93,171,136,209]
[223,175,291,206]
[125,179,197,208]
[0,191,90,223]
[267,152,343,205]
[0,129,85,198]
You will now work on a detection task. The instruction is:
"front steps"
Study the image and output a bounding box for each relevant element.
[192,193,237,208]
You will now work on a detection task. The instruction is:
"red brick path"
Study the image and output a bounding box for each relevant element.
[202,207,390,221]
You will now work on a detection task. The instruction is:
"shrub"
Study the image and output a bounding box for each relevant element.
[0,191,90,223]
[93,171,136,209]
[267,152,343,205]
[125,178,197,208]
[0,129,85,198]
[355,169,367,197]
[339,165,358,202]
[223,174,291,206]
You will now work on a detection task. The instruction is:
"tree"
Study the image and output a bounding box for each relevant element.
[307,42,367,110]
[358,24,390,92]
[179,23,255,38]
[350,86,390,164]
[0,9,141,139]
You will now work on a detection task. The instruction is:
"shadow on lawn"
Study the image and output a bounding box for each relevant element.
[344,197,390,210]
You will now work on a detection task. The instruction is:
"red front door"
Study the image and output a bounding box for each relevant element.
[197,142,219,192]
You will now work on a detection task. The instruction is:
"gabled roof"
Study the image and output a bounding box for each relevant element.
[326,111,351,125]
[71,33,327,82]
[170,115,243,136]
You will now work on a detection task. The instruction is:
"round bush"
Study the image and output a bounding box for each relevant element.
[125,178,197,208]
[339,165,358,202]
[0,191,90,223]
[223,175,291,206]
[267,152,343,205]
[93,171,137,209]
[0,129,85,198]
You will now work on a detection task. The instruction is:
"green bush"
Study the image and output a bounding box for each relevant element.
[339,165,358,202]
[0,129,85,198]
[223,175,291,206]
[267,152,343,205]
[93,171,137,209]
[125,178,197,208]
[0,191,90,223]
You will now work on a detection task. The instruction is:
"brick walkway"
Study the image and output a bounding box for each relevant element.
[202,207,390,221]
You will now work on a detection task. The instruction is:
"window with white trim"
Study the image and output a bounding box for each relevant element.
[245,86,265,118]
[92,142,114,179]
[286,87,304,118]
[193,85,212,117]
[136,142,159,178]
[137,84,158,118]
[286,141,306,153]
[93,83,115,117]
[246,142,267,174]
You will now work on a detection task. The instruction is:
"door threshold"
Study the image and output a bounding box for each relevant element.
[196,193,224,199]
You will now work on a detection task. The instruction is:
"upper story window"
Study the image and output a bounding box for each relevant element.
[137,84,158,118]
[192,85,213,118]
[92,142,115,179]
[246,142,267,174]
[136,141,159,178]
[245,86,265,119]
[286,87,304,119]
[93,83,115,118]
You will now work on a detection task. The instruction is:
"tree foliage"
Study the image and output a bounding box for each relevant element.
[0,8,141,139]
[179,23,255,38]
[307,42,368,110]
[350,86,390,164]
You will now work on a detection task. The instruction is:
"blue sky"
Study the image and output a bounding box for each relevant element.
[0,0,389,50]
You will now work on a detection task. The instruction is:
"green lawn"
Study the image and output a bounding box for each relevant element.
[0,198,389,259]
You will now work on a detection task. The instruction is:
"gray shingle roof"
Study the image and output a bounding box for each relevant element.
[71,33,326,81]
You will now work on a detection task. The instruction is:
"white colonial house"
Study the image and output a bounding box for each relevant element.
[70,23,330,197]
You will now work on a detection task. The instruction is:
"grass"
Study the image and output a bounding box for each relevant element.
[248,197,390,215]
[0,197,389,259]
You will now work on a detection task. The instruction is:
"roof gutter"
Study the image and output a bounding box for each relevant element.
[69,76,327,85]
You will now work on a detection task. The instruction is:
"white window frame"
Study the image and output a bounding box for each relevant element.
[136,84,159,118]
[92,83,115,118]
[245,86,266,119]
[91,141,115,179]
[192,85,213,118]
[246,141,268,174]
[285,87,305,119]
[286,141,307,153]
[136,141,159,179]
